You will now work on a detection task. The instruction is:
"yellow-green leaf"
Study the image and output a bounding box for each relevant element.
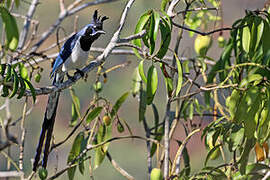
[133,10,151,59]
[175,54,183,96]
[146,65,158,105]
[138,60,147,83]
[242,23,251,53]
[0,7,19,51]
[86,107,103,124]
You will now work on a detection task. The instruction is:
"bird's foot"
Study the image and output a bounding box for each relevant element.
[66,72,76,82]
[75,69,88,81]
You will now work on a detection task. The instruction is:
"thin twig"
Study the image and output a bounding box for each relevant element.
[106,151,135,180]
[19,97,28,171]
[18,0,40,50]
[172,22,232,36]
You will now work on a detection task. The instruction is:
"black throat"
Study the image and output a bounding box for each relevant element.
[79,35,95,51]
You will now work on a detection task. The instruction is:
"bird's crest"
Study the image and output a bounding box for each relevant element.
[92,10,109,29]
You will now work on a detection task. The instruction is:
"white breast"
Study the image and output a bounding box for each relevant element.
[62,37,89,72]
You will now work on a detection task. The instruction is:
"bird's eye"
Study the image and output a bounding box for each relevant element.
[85,27,93,35]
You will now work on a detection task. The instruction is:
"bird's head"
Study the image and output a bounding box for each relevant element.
[81,10,108,40]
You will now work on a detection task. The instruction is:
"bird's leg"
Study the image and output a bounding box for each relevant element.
[66,72,76,82]
[75,68,88,81]
[75,68,84,77]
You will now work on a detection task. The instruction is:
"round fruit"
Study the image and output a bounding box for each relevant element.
[93,82,102,93]
[218,36,225,48]
[117,122,124,133]
[38,168,48,180]
[194,35,212,56]
[103,115,111,126]
[150,168,163,180]
[34,73,41,83]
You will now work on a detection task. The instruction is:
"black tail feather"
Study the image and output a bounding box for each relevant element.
[33,73,64,171]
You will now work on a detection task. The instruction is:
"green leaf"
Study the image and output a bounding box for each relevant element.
[86,107,103,124]
[70,90,80,127]
[79,136,88,175]
[243,88,261,139]
[156,16,171,59]
[0,64,7,76]
[226,89,240,120]
[17,75,26,99]
[94,147,105,170]
[262,20,270,53]
[152,10,160,41]
[239,138,255,175]
[228,127,244,151]
[205,144,222,166]
[0,7,19,51]
[160,0,169,12]
[4,65,11,82]
[131,67,142,97]
[149,10,160,55]
[139,89,147,122]
[67,132,84,180]
[242,22,251,53]
[24,79,36,103]
[239,73,263,88]
[175,54,183,96]
[1,85,9,97]
[146,65,158,105]
[94,124,112,169]
[255,19,264,51]
[138,60,147,83]
[9,68,19,98]
[110,92,129,119]
[133,10,151,59]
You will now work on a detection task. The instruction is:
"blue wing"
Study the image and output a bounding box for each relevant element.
[50,33,79,78]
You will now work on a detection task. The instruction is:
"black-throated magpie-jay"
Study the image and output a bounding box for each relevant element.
[33,10,108,171]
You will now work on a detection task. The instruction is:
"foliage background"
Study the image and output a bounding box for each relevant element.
[0,0,266,179]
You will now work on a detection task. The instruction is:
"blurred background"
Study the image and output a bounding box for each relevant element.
[0,0,266,179]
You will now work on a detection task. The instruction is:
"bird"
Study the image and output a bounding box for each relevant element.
[33,10,108,171]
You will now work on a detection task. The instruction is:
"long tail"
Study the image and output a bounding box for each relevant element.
[33,72,64,171]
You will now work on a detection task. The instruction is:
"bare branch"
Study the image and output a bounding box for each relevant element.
[167,0,181,17]
[172,21,232,36]
[106,151,135,180]
[0,171,24,178]
[18,0,40,50]
[30,0,120,53]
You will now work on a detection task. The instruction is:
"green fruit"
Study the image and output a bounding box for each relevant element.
[194,35,212,56]
[103,115,111,126]
[117,122,124,133]
[93,82,102,93]
[34,73,41,83]
[38,168,48,180]
[150,168,163,180]
[218,36,225,48]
